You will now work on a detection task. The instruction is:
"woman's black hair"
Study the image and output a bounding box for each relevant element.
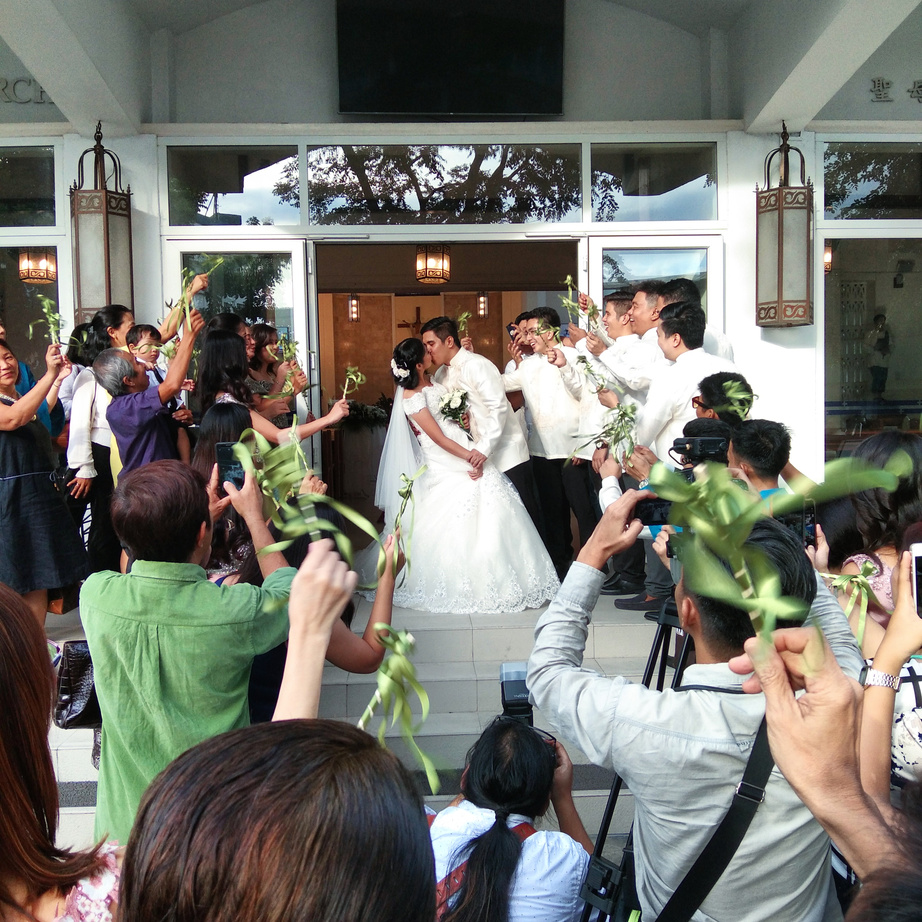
[250,322,279,375]
[392,338,425,389]
[851,431,922,553]
[85,305,133,363]
[815,497,863,570]
[197,329,252,412]
[64,322,93,367]
[205,312,247,336]
[442,718,556,922]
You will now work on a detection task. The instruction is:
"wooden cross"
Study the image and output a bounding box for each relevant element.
[398,305,424,336]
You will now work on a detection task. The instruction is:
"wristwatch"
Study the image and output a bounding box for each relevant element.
[860,665,901,690]
[595,440,608,450]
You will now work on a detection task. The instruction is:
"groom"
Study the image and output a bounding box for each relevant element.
[420,316,546,541]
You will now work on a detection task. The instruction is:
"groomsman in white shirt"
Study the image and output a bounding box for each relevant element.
[634,301,739,460]
[503,307,583,578]
[657,277,734,361]
[420,316,546,541]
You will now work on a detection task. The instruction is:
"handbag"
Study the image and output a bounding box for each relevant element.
[53,640,102,730]
[580,718,773,922]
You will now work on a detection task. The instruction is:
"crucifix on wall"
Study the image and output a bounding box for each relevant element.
[398,305,425,335]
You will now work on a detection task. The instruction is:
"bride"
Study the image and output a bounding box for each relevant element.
[372,338,558,614]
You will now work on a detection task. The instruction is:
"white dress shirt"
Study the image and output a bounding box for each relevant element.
[434,348,528,473]
[66,367,113,478]
[503,349,582,459]
[635,348,738,459]
[595,327,668,400]
[704,326,735,361]
[430,800,589,922]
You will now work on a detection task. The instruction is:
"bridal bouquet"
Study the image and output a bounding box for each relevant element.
[438,388,469,428]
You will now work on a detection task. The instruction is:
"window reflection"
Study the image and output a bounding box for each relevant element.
[591,144,717,222]
[602,247,709,313]
[824,143,922,220]
[305,144,581,224]
[0,245,60,370]
[0,147,55,226]
[168,147,299,226]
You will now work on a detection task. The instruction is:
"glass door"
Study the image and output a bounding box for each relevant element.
[587,235,725,329]
[161,238,319,468]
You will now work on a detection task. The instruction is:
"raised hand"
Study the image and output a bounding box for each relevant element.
[547,347,567,368]
[567,322,587,343]
[586,332,606,356]
[597,388,619,409]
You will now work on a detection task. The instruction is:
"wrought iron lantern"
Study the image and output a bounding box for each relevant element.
[70,122,134,317]
[416,244,450,284]
[755,123,813,327]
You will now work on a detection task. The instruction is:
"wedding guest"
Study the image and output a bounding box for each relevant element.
[94,309,204,476]
[248,322,307,426]
[0,582,120,922]
[430,717,590,922]
[503,308,582,577]
[421,315,543,538]
[80,461,314,842]
[727,419,791,497]
[0,319,64,437]
[57,322,93,420]
[658,277,734,361]
[121,721,435,922]
[694,371,753,427]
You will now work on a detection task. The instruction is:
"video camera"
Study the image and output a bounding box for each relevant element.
[668,436,729,470]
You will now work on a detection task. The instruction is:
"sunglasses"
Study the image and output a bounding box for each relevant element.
[691,395,709,410]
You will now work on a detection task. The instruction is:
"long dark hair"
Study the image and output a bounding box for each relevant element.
[250,322,279,376]
[64,322,93,367]
[392,338,425,389]
[0,584,105,918]
[197,329,252,412]
[851,431,922,552]
[442,718,556,922]
[85,304,133,363]
[121,721,435,922]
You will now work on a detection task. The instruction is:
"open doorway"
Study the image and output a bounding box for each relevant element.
[314,239,578,523]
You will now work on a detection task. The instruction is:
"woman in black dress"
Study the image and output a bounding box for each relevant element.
[0,339,87,625]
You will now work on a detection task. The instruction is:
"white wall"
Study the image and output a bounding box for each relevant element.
[0,36,66,123]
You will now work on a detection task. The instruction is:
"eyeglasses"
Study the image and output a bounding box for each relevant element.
[691,395,708,410]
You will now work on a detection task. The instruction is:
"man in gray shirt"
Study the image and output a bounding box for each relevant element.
[528,491,860,922]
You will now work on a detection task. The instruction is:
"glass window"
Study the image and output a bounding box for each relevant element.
[823,237,922,460]
[824,143,922,220]
[0,147,55,226]
[601,247,709,312]
[167,147,299,226]
[0,245,61,371]
[180,252,294,330]
[591,143,717,222]
[305,143,581,224]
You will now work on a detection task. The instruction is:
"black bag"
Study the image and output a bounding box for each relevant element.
[53,640,101,730]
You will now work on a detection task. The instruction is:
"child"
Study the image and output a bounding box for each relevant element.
[127,323,193,464]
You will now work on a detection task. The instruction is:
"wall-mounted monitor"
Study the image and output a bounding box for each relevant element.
[336,0,565,117]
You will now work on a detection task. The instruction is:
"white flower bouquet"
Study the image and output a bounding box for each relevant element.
[438,388,469,428]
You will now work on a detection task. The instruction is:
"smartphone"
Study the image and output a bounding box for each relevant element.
[911,543,922,615]
[635,497,672,526]
[215,441,246,490]
[775,499,817,550]
[506,322,518,340]
[803,501,817,550]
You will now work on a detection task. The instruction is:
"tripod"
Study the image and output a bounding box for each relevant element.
[578,598,695,922]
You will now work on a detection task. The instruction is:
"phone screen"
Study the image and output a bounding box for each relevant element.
[635,497,672,526]
[912,543,922,617]
[215,442,246,490]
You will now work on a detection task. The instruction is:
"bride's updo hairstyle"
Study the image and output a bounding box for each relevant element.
[391,338,425,388]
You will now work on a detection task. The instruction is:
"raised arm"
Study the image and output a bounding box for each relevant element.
[0,344,65,430]
[158,273,208,343]
[247,397,350,445]
[224,471,288,579]
[272,539,358,721]
[158,309,205,404]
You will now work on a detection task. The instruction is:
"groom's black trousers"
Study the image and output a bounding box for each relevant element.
[503,459,549,549]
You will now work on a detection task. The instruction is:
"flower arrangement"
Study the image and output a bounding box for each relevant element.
[390,358,410,380]
[438,388,468,428]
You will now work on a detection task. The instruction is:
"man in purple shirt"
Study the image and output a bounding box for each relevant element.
[94,309,204,475]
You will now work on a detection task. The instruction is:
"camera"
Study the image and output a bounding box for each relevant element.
[500,662,533,725]
[668,436,728,468]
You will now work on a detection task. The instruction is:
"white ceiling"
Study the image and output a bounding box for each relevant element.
[123,0,758,36]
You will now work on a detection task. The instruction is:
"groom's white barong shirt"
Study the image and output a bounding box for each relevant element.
[434,348,528,473]
[528,565,860,922]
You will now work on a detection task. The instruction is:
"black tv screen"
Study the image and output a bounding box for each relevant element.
[336,0,564,116]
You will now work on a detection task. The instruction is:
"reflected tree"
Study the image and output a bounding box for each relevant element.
[824,145,922,219]
[183,253,289,322]
[277,144,581,224]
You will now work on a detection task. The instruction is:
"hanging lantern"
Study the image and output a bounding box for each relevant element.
[70,121,134,318]
[18,247,57,284]
[415,244,451,284]
[755,122,813,327]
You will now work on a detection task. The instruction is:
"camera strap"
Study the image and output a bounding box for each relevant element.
[654,717,773,922]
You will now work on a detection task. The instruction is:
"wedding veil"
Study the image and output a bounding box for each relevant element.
[375,386,424,529]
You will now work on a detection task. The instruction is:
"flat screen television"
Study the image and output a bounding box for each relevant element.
[336,0,564,116]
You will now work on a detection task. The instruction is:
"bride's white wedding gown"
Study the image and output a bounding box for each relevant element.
[386,382,559,614]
